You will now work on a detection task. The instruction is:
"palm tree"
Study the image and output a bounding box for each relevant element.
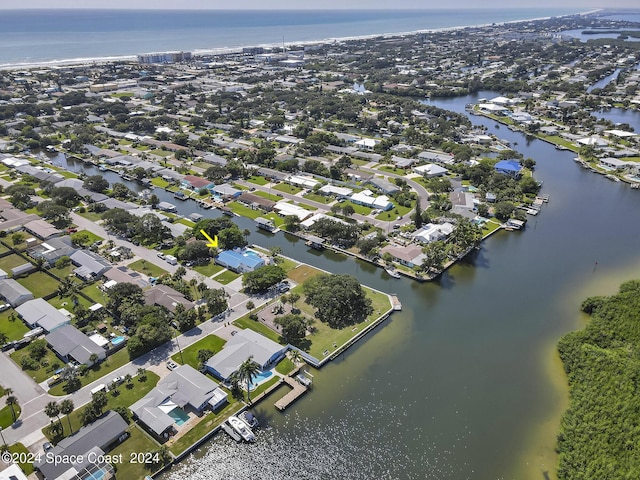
[44,401,61,426]
[237,356,261,405]
[5,395,18,423]
[0,331,7,346]
[289,349,303,365]
[59,399,74,434]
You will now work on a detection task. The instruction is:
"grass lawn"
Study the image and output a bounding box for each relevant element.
[288,200,317,211]
[151,177,171,188]
[172,334,227,369]
[48,349,132,396]
[244,376,280,403]
[48,293,93,311]
[342,200,372,215]
[226,202,284,227]
[286,264,324,284]
[110,424,161,480]
[540,135,579,152]
[379,165,408,175]
[177,218,195,228]
[16,271,60,298]
[10,347,61,383]
[0,243,9,255]
[482,220,503,237]
[274,256,297,273]
[252,190,283,202]
[275,356,295,375]
[76,210,103,222]
[48,262,75,279]
[0,253,31,272]
[246,175,269,186]
[150,149,173,157]
[375,204,412,222]
[128,259,168,278]
[214,269,240,285]
[7,443,34,475]
[193,261,225,277]
[273,183,302,195]
[44,372,160,442]
[169,400,243,456]
[0,404,21,428]
[233,315,283,344]
[80,283,106,304]
[299,286,391,360]
[74,229,104,244]
[0,310,29,342]
[303,192,332,204]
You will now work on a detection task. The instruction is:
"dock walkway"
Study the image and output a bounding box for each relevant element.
[274,375,309,411]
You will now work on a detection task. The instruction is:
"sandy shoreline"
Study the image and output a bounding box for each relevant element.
[0,9,599,71]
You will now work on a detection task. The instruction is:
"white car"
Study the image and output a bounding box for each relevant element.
[0,304,10,312]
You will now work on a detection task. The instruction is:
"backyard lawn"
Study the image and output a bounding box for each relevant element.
[226,202,284,226]
[275,356,295,375]
[0,253,31,272]
[168,400,243,456]
[171,334,227,369]
[0,309,29,342]
[47,293,93,311]
[16,271,60,298]
[109,425,161,480]
[233,315,282,344]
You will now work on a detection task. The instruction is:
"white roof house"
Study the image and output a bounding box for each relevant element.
[349,190,393,211]
[273,202,313,220]
[354,138,378,151]
[413,163,449,178]
[318,185,353,197]
[205,329,287,381]
[413,223,455,244]
[286,175,319,189]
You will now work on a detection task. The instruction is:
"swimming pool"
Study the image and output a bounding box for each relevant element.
[244,249,261,258]
[169,407,190,426]
[111,336,126,346]
[248,371,273,391]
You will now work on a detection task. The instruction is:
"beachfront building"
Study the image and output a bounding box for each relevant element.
[205,329,287,382]
[379,244,426,269]
[130,365,227,438]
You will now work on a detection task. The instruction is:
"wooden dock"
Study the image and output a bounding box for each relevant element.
[274,376,309,411]
[391,295,402,311]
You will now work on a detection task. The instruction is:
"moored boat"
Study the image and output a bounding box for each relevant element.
[228,416,256,442]
[385,267,401,279]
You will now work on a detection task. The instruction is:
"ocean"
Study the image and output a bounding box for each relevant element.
[0,8,585,68]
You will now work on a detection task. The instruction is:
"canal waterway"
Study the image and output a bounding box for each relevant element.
[56,92,640,478]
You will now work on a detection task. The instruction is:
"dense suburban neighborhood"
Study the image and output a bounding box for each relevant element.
[0,8,640,480]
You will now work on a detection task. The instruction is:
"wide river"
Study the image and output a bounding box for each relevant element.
[58,91,640,479]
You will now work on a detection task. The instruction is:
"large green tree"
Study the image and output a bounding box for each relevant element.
[242,265,286,293]
[302,273,372,328]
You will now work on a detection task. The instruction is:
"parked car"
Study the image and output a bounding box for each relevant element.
[0,304,10,312]
[111,376,124,386]
[43,442,53,452]
[166,360,178,371]
[156,252,165,260]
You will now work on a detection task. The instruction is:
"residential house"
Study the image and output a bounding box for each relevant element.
[130,365,228,437]
[215,249,265,273]
[34,411,128,480]
[0,279,34,307]
[354,138,378,151]
[237,192,276,211]
[379,244,426,269]
[413,163,448,178]
[144,284,195,313]
[350,190,393,211]
[103,266,150,289]
[413,223,455,244]
[494,160,523,177]
[318,185,353,198]
[212,183,242,200]
[28,235,77,265]
[23,219,62,240]
[182,175,213,191]
[70,250,111,281]
[205,329,287,381]
[366,177,400,195]
[273,202,313,221]
[16,298,71,332]
[45,323,107,365]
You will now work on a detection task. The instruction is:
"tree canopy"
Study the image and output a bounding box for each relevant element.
[302,273,372,328]
[556,280,640,479]
[242,265,286,293]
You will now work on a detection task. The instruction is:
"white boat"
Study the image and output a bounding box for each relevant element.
[228,416,256,442]
[385,268,401,279]
[239,410,260,429]
[605,174,621,182]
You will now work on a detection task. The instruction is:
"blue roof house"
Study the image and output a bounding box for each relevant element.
[494,160,523,177]
[215,249,265,273]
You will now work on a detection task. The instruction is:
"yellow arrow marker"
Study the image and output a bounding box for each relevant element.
[200,230,219,248]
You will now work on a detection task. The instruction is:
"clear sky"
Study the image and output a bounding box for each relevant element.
[2,1,639,10]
